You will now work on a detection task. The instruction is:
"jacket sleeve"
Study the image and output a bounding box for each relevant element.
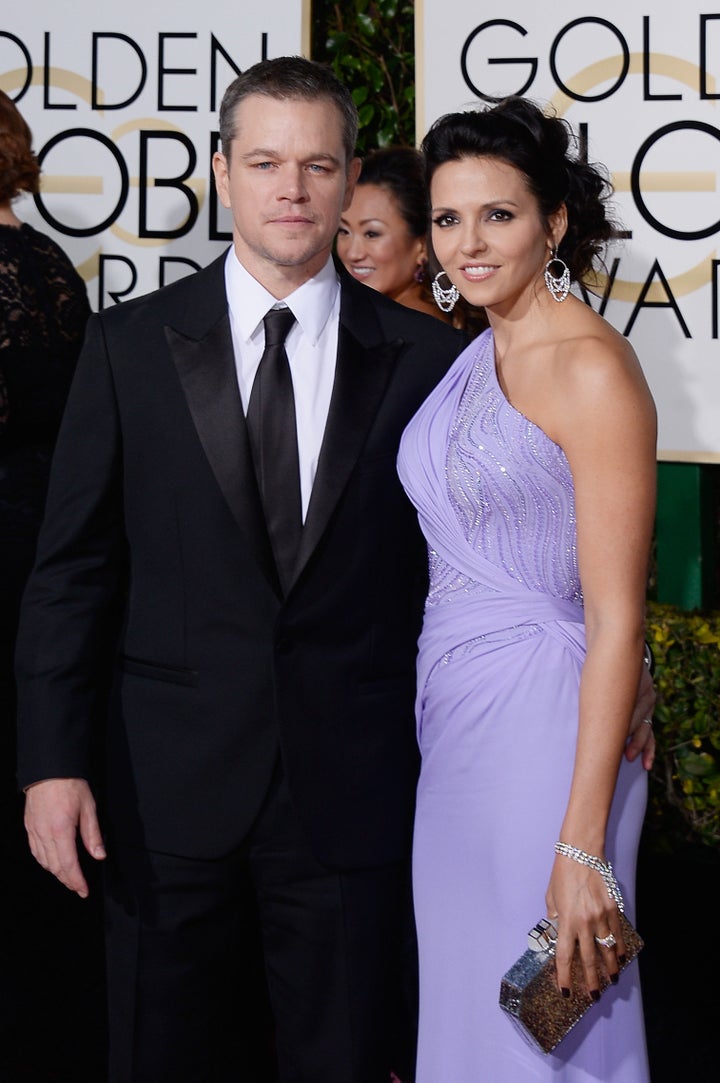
[15,315,127,789]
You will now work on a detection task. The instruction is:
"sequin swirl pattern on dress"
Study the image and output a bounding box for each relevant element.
[427,332,582,609]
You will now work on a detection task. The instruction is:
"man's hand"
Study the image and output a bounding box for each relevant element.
[624,664,656,771]
[24,778,106,898]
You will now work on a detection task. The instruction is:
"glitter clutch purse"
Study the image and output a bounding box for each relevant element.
[499,913,644,1054]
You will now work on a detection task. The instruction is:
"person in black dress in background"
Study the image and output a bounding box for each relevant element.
[0,89,104,1081]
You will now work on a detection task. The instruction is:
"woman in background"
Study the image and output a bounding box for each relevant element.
[0,89,100,1081]
[398,97,655,1081]
[0,87,90,761]
[337,146,442,318]
[337,145,486,338]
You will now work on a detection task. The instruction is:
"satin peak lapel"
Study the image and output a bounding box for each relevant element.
[294,322,404,582]
[166,315,280,594]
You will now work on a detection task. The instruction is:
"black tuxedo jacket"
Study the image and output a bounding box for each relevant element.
[15,253,466,868]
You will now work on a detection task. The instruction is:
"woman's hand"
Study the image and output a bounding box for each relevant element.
[546,851,624,999]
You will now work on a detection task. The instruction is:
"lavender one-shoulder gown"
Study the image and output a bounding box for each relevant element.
[397,331,649,1082]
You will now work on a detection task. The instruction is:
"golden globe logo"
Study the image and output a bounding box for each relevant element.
[458,16,720,339]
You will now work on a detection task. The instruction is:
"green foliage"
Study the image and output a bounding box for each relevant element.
[312,0,417,152]
[645,601,720,851]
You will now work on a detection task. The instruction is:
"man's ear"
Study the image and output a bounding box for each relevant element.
[212,151,231,209]
[342,157,362,210]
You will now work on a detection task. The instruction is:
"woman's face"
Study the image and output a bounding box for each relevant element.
[429,155,564,316]
[336,183,426,300]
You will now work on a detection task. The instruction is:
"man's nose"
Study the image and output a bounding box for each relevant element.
[279,164,309,202]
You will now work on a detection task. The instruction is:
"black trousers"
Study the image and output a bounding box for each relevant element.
[103,767,416,1082]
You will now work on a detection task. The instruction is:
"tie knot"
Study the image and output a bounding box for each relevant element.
[263,306,296,349]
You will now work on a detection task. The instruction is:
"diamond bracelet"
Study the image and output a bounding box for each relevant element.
[554,842,625,913]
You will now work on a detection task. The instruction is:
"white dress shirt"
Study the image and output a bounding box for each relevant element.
[224,248,340,521]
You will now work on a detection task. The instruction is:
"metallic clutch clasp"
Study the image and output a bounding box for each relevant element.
[528,917,558,955]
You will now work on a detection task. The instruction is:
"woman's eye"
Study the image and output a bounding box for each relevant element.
[432,214,457,228]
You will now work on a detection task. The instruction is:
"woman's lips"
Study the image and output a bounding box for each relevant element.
[460,264,497,281]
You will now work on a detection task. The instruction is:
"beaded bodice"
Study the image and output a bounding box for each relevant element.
[428,331,582,607]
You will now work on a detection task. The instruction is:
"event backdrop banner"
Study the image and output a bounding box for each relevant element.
[416,1,720,461]
[0,1,309,310]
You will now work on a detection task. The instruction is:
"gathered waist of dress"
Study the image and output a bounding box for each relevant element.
[419,586,582,660]
[415,588,585,720]
[423,582,581,628]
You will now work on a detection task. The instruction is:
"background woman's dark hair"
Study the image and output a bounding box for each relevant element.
[0,90,40,203]
[357,146,429,239]
[421,96,616,286]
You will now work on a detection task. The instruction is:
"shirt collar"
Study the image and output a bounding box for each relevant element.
[225,248,340,345]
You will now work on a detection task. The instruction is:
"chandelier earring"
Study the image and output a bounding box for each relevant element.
[431,270,460,313]
[544,248,570,303]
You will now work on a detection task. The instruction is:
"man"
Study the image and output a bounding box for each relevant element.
[16,57,654,1083]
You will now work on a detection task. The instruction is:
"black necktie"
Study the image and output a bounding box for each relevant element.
[246,307,302,594]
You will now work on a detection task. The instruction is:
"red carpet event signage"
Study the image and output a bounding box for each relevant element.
[0,1,309,310]
[416,2,720,460]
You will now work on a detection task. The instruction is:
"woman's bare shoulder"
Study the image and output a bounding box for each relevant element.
[545,303,656,447]
[553,303,647,395]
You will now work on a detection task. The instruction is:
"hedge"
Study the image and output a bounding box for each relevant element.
[645,601,720,851]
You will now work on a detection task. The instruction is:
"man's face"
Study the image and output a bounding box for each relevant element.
[213,93,360,295]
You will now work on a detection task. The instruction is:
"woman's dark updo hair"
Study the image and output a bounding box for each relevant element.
[421,96,616,286]
[357,146,429,240]
[0,90,40,203]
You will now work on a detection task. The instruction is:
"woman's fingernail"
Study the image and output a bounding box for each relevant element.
[610,972,619,985]
[618,954,627,967]
[561,987,571,998]
[590,989,601,1002]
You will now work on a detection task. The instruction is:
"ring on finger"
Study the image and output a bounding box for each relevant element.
[594,932,617,949]
[642,717,653,727]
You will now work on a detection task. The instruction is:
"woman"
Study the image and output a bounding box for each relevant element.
[336,146,443,318]
[397,97,655,1080]
[0,89,99,1080]
[0,87,90,751]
